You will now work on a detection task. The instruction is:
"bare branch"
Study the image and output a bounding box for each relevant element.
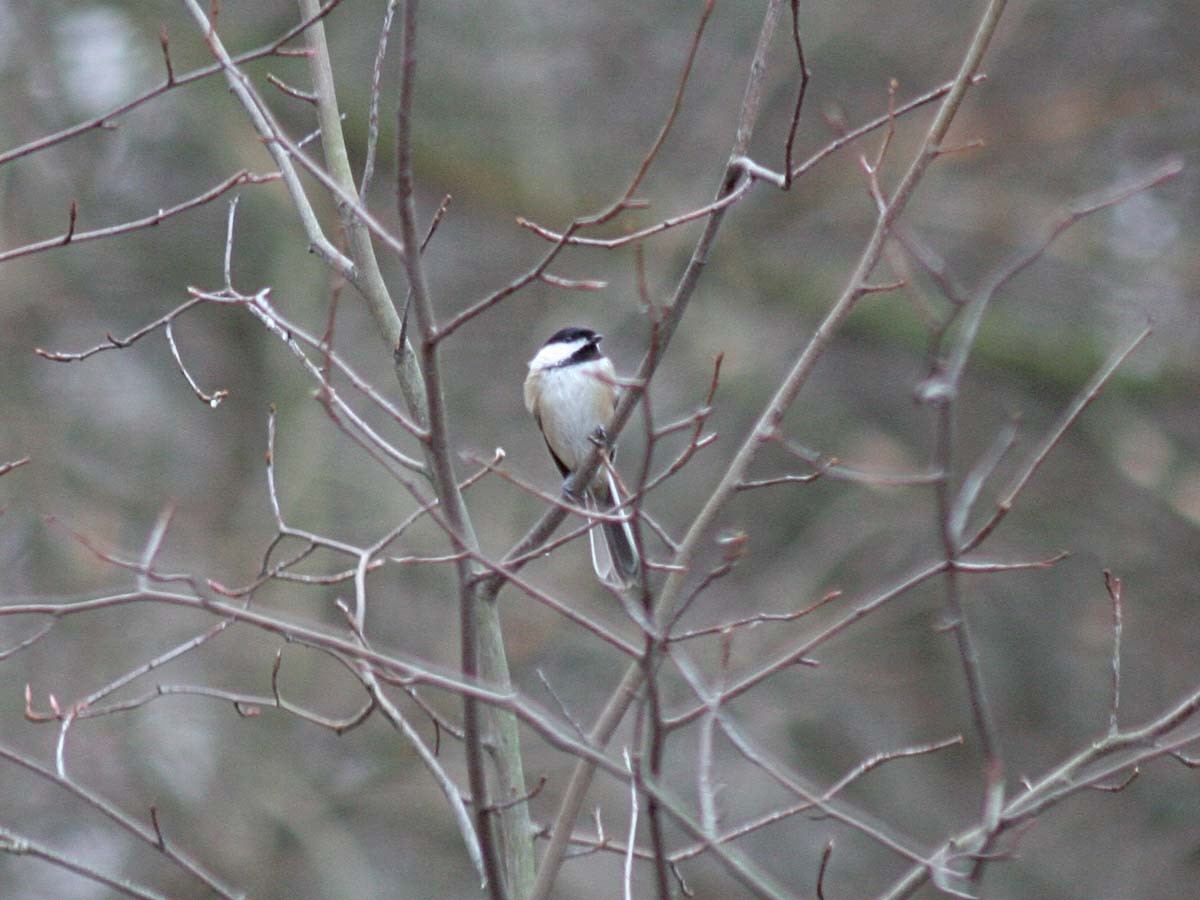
[271,649,376,734]
[386,2,512,893]
[817,839,834,900]
[360,0,400,199]
[769,435,942,487]
[519,75,976,251]
[436,0,714,343]
[620,0,716,202]
[158,25,174,84]
[894,224,968,306]
[1104,569,1124,737]
[1087,767,1139,793]
[181,0,356,279]
[0,621,54,661]
[536,669,588,741]
[538,272,607,291]
[516,180,754,249]
[947,418,1019,544]
[485,776,547,814]
[165,320,229,407]
[266,73,318,104]
[670,589,843,643]
[665,561,948,730]
[1169,748,1200,769]
[736,473,821,491]
[0,825,167,900]
[861,278,907,294]
[964,326,1152,552]
[0,743,238,897]
[0,457,31,478]
[781,0,812,189]
[820,735,964,805]
[622,748,639,900]
[36,297,207,363]
[951,551,1069,573]
[672,651,936,872]
[930,379,1004,845]
[0,0,347,169]
[0,171,278,265]
[938,158,1182,396]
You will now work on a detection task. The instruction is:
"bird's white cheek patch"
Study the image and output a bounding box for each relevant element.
[528,339,586,371]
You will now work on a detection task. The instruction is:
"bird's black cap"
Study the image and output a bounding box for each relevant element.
[545,326,601,346]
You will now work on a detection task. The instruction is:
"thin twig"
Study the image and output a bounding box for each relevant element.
[360,0,400,199]
[535,669,587,741]
[399,192,455,349]
[266,73,317,104]
[0,621,54,661]
[947,418,1018,544]
[182,0,356,283]
[36,297,208,362]
[0,171,278,265]
[1104,570,1123,737]
[939,158,1182,395]
[821,736,964,804]
[623,748,639,900]
[0,0,347,168]
[952,552,1068,573]
[769,435,942,487]
[0,826,168,900]
[526,0,1000,865]
[0,457,31,477]
[816,839,834,900]
[781,0,811,189]
[878,684,1200,898]
[621,0,716,201]
[519,76,974,250]
[165,320,229,407]
[736,473,821,491]
[0,744,239,897]
[516,180,754,250]
[1087,767,1139,793]
[3,567,795,899]
[436,0,715,343]
[389,2,510,894]
[672,651,937,872]
[963,326,1152,552]
[670,589,843,642]
[931,361,1005,842]
[664,560,948,730]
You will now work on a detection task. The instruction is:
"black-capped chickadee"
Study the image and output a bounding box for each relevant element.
[524,327,640,588]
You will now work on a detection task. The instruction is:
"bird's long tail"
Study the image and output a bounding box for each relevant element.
[586,470,640,589]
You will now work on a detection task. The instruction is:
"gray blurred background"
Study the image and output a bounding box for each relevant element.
[0,1,1197,897]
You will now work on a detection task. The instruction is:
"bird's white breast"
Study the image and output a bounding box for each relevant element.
[526,357,617,472]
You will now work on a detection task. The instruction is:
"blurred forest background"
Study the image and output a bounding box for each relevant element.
[0,0,1197,898]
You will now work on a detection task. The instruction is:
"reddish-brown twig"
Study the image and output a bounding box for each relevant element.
[0,0,345,169]
[0,171,277,266]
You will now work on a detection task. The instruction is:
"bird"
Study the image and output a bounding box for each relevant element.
[524,326,640,588]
